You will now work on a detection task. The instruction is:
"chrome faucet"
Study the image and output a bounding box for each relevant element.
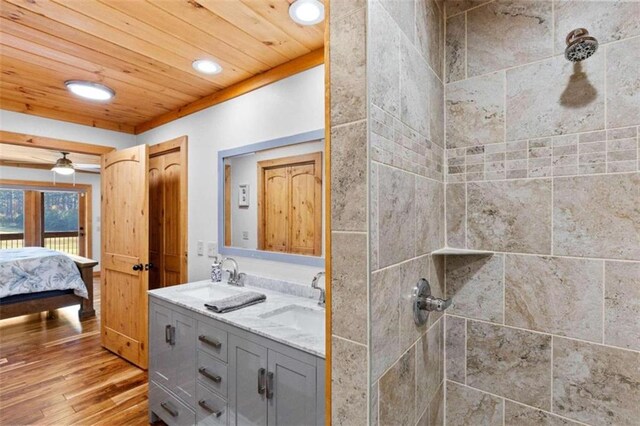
[221,257,244,286]
[311,272,325,307]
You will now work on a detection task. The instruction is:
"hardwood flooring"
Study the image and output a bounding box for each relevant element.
[0,280,151,425]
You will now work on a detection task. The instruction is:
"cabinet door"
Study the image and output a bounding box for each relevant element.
[173,311,196,408]
[228,335,268,426]
[149,302,174,389]
[267,350,316,426]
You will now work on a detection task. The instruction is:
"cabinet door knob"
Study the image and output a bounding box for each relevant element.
[198,335,222,348]
[258,368,266,395]
[198,367,222,383]
[160,401,179,417]
[198,400,223,417]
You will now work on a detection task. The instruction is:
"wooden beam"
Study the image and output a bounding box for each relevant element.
[0,131,116,155]
[135,48,325,134]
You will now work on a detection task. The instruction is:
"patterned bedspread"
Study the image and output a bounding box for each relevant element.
[0,247,88,299]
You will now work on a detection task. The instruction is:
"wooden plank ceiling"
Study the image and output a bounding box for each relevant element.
[0,0,325,134]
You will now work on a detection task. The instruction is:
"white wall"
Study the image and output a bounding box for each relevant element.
[137,65,325,284]
[0,166,102,268]
[227,140,325,251]
[0,110,137,269]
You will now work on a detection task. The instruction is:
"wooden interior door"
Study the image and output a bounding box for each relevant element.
[101,144,149,369]
[148,137,188,289]
[258,152,322,256]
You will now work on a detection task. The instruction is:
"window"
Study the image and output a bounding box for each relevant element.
[43,192,80,255]
[0,189,25,249]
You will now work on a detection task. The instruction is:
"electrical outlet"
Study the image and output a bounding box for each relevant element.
[197,240,204,256]
[242,231,249,241]
[207,242,217,258]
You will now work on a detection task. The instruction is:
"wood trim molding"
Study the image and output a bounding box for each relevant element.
[135,48,324,134]
[148,135,187,156]
[0,131,115,155]
[323,1,331,422]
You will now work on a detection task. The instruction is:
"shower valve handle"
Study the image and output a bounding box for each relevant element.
[412,278,452,326]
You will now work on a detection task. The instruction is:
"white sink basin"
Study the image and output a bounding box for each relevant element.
[178,284,242,301]
[260,305,325,333]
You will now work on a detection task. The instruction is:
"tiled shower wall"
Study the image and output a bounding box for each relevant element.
[442,1,640,425]
[369,0,446,425]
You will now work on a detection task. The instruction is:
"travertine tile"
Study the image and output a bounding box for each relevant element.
[553,337,640,425]
[466,0,553,77]
[416,319,444,413]
[446,315,466,383]
[398,256,430,350]
[467,321,552,409]
[606,36,640,129]
[428,255,446,328]
[445,13,466,83]
[378,165,416,268]
[553,173,640,260]
[371,381,379,426]
[428,67,445,148]
[331,232,368,344]
[330,7,366,126]
[446,381,503,425]
[554,0,640,52]
[380,346,416,426]
[605,261,640,351]
[400,37,431,137]
[371,264,400,380]
[446,254,504,322]
[506,54,605,141]
[445,0,493,17]
[446,183,466,248]
[504,401,580,426]
[467,179,552,254]
[332,337,367,426]
[378,0,416,43]
[417,0,444,80]
[416,176,444,255]
[446,71,505,149]
[370,1,400,116]
[429,381,444,426]
[370,163,379,270]
[330,0,366,20]
[331,121,367,231]
[505,255,604,342]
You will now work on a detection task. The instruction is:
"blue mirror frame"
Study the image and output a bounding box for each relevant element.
[217,129,325,267]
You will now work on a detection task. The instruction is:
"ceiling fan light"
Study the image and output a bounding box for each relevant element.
[289,0,324,26]
[52,152,75,175]
[65,80,115,101]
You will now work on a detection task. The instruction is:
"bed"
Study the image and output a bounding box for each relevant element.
[0,247,97,321]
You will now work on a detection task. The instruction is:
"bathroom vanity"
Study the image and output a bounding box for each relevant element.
[147,280,325,426]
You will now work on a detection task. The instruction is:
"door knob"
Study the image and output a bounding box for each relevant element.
[412,278,452,326]
[132,263,143,271]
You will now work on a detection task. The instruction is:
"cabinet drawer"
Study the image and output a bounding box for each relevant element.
[149,381,195,426]
[197,350,228,397]
[196,383,228,426]
[197,321,227,362]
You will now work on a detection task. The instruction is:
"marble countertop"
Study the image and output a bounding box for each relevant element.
[148,280,325,358]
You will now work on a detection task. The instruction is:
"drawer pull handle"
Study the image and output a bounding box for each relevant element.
[198,399,223,417]
[160,401,179,417]
[258,368,266,395]
[199,335,222,348]
[198,367,222,383]
[266,371,274,399]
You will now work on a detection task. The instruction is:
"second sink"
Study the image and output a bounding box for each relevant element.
[260,304,325,332]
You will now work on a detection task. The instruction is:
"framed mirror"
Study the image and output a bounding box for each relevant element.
[217,129,325,267]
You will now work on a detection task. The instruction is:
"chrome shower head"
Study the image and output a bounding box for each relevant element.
[565,28,598,62]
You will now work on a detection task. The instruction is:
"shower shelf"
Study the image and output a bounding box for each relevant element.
[431,247,494,256]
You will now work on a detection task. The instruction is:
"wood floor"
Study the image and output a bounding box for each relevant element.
[0,279,152,425]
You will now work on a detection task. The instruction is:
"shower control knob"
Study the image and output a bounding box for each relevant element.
[412,278,452,326]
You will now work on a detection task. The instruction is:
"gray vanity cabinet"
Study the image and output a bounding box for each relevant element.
[149,296,324,426]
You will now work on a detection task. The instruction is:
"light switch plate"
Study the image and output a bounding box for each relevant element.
[197,240,204,256]
[207,242,217,258]
[242,231,249,241]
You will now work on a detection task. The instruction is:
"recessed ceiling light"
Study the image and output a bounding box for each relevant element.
[64,80,115,101]
[289,0,324,26]
[192,59,223,75]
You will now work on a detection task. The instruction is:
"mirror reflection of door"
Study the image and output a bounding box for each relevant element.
[257,152,322,256]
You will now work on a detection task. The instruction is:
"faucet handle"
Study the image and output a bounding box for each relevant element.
[412,278,452,326]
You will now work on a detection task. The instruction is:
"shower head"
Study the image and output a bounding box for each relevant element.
[565,28,599,62]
